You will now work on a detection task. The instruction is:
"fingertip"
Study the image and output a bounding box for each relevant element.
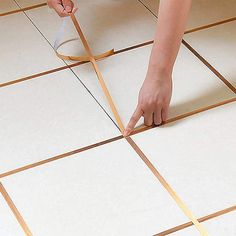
[65,5,72,13]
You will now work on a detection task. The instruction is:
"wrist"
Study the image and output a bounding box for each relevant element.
[146,64,172,82]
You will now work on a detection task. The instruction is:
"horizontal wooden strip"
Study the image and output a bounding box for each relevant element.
[155,205,236,235]
[185,16,236,34]
[1,97,235,179]
[133,97,236,135]
[0,61,86,88]
[0,3,47,17]
[0,182,32,236]
[0,135,123,179]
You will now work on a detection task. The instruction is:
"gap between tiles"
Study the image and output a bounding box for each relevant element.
[0,182,32,236]
[0,2,46,17]
[154,205,236,236]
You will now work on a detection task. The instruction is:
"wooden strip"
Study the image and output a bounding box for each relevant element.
[70,13,125,132]
[0,182,32,236]
[154,205,236,235]
[125,137,209,236]
[69,13,207,235]
[1,98,234,179]
[185,17,236,34]
[0,135,123,179]
[182,40,236,94]
[133,97,236,135]
[0,61,86,88]
[0,3,47,17]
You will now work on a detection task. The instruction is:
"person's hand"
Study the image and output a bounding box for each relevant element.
[124,70,172,136]
[47,0,75,17]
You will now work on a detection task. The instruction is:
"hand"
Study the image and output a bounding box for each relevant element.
[124,70,172,136]
[47,0,75,17]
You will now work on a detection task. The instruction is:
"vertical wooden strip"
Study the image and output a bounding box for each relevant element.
[0,182,32,236]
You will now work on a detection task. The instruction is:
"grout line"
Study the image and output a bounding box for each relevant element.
[154,205,236,235]
[182,40,236,94]
[0,97,235,179]
[137,0,158,18]
[0,40,154,89]
[0,182,32,236]
[185,17,236,34]
[0,61,86,88]
[0,2,47,17]
[125,137,209,236]
[132,97,236,135]
[0,136,123,179]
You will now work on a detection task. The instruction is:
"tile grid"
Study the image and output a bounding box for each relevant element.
[0,1,235,235]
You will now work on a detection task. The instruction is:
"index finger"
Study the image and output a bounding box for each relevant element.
[124,106,143,136]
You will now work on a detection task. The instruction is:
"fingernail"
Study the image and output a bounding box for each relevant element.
[124,129,131,137]
[65,6,72,12]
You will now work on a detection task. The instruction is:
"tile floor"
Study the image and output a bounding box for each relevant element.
[0,0,235,236]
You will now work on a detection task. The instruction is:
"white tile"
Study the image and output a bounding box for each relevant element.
[72,44,235,128]
[0,13,64,84]
[0,0,19,14]
[2,139,189,236]
[15,0,46,8]
[0,193,25,236]
[184,21,236,87]
[0,69,119,174]
[140,0,236,29]
[171,211,236,236]
[26,0,157,57]
[133,102,236,217]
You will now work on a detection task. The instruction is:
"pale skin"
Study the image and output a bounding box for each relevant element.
[47,0,192,136]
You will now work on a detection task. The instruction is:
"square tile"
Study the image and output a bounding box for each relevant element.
[2,139,190,236]
[15,0,46,8]
[171,211,236,236]
[140,0,236,29]
[0,0,19,14]
[73,44,235,128]
[184,21,236,87]
[0,69,119,175]
[26,0,157,57]
[0,192,24,236]
[133,102,236,217]
[0,12,64,84]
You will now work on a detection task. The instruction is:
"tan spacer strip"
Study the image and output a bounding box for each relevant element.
[68,13,208,235]
[0,182,32,236]
[125,137,209,236]
[0,97,235,180]
[0,3,47,17]
[185,16,236,34]
[154,205,236,236]
[182,40,236,94]
[70,13,125,132]
[55,38,115,62]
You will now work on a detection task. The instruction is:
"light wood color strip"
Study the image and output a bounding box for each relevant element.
[154,205,236,236]
[0,182,32,236]
[182,40,236,94]
[185,17,236,34]
[126,137,209,236]
[0,136,123,179]
[0,61,86,88]
[70,13,125,132]
[69,13,208,235]
[0,98,235,180]
[133,97,236,135]
[0,3,47,17]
